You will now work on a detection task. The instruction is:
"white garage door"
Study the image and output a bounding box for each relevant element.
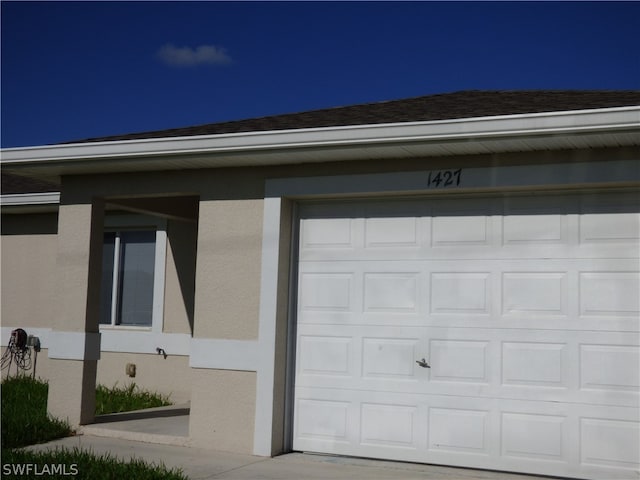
[293,191,640,480]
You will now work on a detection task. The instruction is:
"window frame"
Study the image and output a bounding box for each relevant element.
[100,214,167,333]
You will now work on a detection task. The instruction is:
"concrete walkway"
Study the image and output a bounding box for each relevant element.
[22,405,558,480]
[79,403,191,446]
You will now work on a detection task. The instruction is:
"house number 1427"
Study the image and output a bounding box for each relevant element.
[427,168,462,188]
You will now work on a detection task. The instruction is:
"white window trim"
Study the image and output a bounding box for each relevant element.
[100,214,166,334]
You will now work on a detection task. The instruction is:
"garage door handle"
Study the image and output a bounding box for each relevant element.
[416,358,431,368]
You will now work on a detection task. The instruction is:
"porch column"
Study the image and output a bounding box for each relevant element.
[188,198,263,454]
[47,199,104,426]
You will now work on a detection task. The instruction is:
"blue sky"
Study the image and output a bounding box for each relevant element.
[2,1,639,148]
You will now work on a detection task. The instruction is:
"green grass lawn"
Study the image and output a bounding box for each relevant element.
[95,382,171,415]
[1,375,71,449]
[1,375,186,479]
[3,447,187,479]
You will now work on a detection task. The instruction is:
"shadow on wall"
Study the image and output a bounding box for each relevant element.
[1,212,59,235]
[168,218,198,336]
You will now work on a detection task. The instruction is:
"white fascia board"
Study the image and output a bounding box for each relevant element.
[2,106,638,168]
[1,192,60,206]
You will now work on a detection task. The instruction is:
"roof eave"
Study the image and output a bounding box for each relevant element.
[2,106,639,179]
[0,192,61,214]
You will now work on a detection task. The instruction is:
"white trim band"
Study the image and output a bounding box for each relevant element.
[48,331,101,361]
[1,326,191,356]
[189,338,260,371]
[100,330,191,356]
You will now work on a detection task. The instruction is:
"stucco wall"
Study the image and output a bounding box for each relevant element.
[96,352,191,404]
[0,349,191,405]
[0,347,51,381]
[189,369,256,453]
[0,212,195,395]
[1,213,58,330]
[193,199,263,340]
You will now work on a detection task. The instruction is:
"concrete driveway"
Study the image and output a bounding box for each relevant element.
[24,434,561,480]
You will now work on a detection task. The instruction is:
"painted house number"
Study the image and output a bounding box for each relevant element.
[427,168,462,188]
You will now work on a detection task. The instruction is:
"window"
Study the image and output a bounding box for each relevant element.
[99,216,166,330]
[100,230,157,326]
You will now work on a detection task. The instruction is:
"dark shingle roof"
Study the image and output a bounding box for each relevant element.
[71,90,640,144]
[1,172,58,194]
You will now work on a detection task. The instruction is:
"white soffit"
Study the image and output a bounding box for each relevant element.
[1,107,639,177]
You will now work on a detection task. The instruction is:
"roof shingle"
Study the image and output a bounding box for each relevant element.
[1,172,58,194]
[68,90,640,144]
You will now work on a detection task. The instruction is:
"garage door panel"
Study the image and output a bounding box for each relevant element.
[298,272,355,312]
[301,217,356,249]
[362,337,421,380]
[501,272,568,317]
[363,272,421,313]
[579,271,640,318]
[296,324,427,392]
[431,215,494,246]
[295,387,640,478]
[428,406,491,455]
[580,417,640,470]
[580,344,640,394]
[297,335,353,377]
[364,216,423,248]
[501,341,569,388]
[294,386,427,455]
[299,261,638,332]
[501,412,568,462]
[300,194,640,261]
[360,402,421,449]
[579,211,640,244]
[295,192,639,479]
[503,195,572,246]
[430,271,492,316]
[297,324,639,407]
[299,261,427,326]
[428,339,490,383]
